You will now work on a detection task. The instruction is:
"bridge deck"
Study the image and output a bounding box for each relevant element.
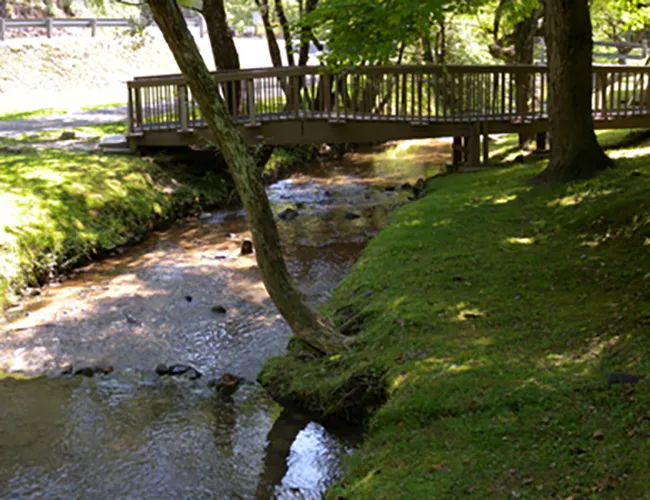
[126,64,650,149]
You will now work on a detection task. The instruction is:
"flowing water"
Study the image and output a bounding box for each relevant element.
[0,139,450,499]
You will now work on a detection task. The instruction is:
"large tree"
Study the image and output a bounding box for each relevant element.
[145,0,348,355]
[533,0,613,184]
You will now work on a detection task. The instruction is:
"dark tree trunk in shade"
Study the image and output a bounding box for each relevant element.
[298,0,318,66]
[203,0,240,70]
[203,0,241,112]
[534,0,612,184]
[146,0,348,355]
[255,0,285,68]
[275,0,295,66]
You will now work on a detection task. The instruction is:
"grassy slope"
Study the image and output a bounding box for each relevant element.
[260,145,650,498]
[0,147,230,309]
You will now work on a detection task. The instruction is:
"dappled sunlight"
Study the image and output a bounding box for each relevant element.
[538,336,621,372]
[455,308,486,321]
[431,218,452,228]
[547,189,616,209]
[609,144,650,159]
[494,194,518,205]
[505,236,536,245]
[390,372,410,390]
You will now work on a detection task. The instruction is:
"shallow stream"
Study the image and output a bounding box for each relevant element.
[0,139,449,498]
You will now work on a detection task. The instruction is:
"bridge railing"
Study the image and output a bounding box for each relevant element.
[126,65,650,136]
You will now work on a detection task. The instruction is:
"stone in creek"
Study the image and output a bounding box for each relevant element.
[296,202,306,209]
[60,363,74,376]
[185,295,193,302]
[400,182,412,190]
[344,212,361,220]
[186,368,202,380]
[74,365,113,377]
[384,186,396,192]
[211,305,227,314]
[213,372,243,397]
[59,130,76,141]
[75,367,96,377]
[168,364,191,376]
[240,239,254,255]
[155,364,170,376]
[279,208,299,221]
[412,178,426,198]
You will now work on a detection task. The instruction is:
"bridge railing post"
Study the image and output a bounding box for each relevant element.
[247,79,258,126]
[46,18,54,38]
[0,18,6,42]
[177,84,190,132]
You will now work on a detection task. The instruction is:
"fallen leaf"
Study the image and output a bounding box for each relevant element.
[592,430,605,440]
[431,463,450,472]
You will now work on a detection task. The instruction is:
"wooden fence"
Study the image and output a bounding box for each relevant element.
[0,16,205,41]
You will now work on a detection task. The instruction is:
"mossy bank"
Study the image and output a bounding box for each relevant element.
[0,142,316,310]
[260,142,650,498]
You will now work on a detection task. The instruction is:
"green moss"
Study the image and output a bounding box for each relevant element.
[260,145,650,498]
[0,148,230,309]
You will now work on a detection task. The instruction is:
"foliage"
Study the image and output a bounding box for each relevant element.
[261,139,650,497]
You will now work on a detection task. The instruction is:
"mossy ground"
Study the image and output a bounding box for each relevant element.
[0,145,231,309]
[260,138,650,498]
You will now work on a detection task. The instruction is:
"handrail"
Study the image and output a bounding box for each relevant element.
[128,64,650,88]
[125,64,650,139]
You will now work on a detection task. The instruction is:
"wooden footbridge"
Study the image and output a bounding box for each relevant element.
[127,64,650,164]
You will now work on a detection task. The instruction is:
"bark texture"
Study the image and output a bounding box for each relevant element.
[535,0,612,184]
[146,0,347,355]
[203,0,240,70]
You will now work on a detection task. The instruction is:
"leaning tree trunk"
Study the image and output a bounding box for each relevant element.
[534,0,612,184]
[146,0,348,355]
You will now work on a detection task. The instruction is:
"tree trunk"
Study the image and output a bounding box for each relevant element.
[203,0,241,112]
[274,0,295,66]
[513,10,540,147]
[203,0,240,71]
[146,0,348,355]
[422,35,434,64]
[534,0,612,184]
[255,0,285,68]
[298,0,318,66]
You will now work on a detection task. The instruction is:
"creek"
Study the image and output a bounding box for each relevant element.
[0,139,449,498]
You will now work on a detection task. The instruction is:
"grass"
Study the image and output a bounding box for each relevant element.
[0,148,231,309]
[260,143,650,498]
[488,129,648,164]
[0,108,66,122]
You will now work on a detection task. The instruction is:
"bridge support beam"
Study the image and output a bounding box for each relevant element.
[452,136,463,167]
[468,122,481,167]
[535,131,547,152]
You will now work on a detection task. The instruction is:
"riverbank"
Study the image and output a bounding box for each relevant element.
[259,142,650,497]
[0,137,317,311]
